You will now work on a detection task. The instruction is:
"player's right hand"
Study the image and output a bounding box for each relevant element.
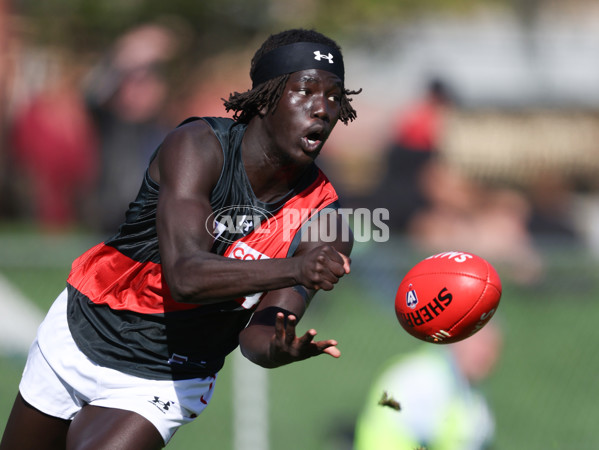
[297,245,350,291]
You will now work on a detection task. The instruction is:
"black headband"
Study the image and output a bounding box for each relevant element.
[251,42,345,88]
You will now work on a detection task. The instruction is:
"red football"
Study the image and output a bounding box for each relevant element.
[395,251,502,344]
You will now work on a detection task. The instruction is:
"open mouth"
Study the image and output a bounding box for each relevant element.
[303,131,325,151]
[307,133,321,145]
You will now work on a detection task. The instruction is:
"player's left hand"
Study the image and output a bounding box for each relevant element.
[269,312,340,364]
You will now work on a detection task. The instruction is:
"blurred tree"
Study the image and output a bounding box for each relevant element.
[13,0,271,57]
[13,0,515,57]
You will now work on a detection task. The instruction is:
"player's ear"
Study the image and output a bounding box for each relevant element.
[258,105,268,117]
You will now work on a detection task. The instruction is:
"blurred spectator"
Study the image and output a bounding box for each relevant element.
[354,320,503,450]
[4,21,188,232]
[0,0,17,218]
[391,77,453,153]
[525,172,580,243]
[406,159,544,285]
[362,77,456,232]
[9,71,99,228]
[82,23,183,233]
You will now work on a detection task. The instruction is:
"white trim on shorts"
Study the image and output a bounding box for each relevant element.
[19,289,217,444]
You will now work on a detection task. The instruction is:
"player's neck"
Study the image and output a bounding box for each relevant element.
[242,123,311,202]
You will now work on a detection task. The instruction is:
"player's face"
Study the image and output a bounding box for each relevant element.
[263,69,343,164]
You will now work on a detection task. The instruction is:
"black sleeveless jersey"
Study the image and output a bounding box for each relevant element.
[66,117,340,380]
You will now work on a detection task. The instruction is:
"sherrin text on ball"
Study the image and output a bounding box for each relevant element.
[395,251,502,344]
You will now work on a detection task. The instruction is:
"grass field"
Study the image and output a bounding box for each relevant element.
[1,229,598,449]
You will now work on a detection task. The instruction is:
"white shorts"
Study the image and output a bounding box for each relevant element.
[19,289,217,444]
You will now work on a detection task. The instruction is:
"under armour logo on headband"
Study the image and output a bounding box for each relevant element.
[251,42,345,87]
[314,51,334,64]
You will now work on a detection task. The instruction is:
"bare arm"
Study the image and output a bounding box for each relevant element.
[239,211,353,367]
[153,121,351,304]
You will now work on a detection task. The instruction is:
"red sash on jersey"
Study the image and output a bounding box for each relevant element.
[67,170,338,314]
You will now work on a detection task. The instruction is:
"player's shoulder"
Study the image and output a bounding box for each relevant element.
[166,116,243,150]
[159,117,224,158]
[167,116,218,141]
[152,117,226,184]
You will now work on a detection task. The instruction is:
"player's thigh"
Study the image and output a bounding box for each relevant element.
[67,405,164,450]
[0,392,70,450]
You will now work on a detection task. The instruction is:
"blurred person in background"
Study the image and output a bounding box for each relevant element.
[354,320,503,450]
[363,77,456,232]
[8,66,99,229]
[0,0,14,218]
[0,28,360,449]
[2,0,99,229]
[4,21,185,232]
[407,159,544,285]
[82,22,184,234]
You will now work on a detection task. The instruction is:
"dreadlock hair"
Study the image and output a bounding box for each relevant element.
[223,29,361,125]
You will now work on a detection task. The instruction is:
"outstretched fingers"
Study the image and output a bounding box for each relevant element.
[306,332,340,358]
[271,313,340,362]
[319,338,341,358]
[284,314,297,345]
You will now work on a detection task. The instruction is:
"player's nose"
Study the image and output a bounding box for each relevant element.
[310,94,331,121]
